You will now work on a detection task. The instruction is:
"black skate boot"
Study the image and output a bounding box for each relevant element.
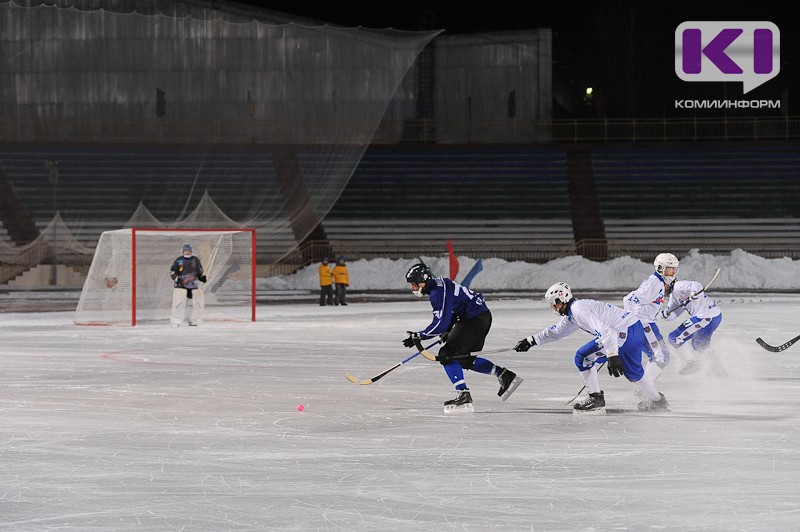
[573,391,606,414]
[496,368,523,401]
[443,389,474,413]
[638,392,669,412]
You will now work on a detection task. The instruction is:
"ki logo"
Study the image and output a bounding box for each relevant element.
[675,21,780,94]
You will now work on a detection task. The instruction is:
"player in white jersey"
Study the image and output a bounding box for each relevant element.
[660,279,723,374]
[514,282,668,414]
[623,253,678,382]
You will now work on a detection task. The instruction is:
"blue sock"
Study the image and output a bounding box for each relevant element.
[472,357,495,375]
[444,362,468,390]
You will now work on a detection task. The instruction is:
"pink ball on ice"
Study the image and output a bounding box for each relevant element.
[297,404,305,411]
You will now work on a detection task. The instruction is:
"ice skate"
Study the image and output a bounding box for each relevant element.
[496,368,523,401]
[679,360,700,375]
[573,391,606,415]
[443,390,474,413]
[637,392,670,412]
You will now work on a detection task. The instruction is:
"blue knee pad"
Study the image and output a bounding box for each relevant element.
[574,339,604,370]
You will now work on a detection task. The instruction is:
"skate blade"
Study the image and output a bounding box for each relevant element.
[500,377,523,401]
[443,403,475,414]
[572,407,606,415]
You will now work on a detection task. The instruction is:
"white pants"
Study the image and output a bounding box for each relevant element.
[172,288,204,326]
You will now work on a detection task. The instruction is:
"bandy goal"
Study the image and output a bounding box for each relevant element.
[75,228,256,326]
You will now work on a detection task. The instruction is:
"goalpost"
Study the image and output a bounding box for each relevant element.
[75,228,256,326]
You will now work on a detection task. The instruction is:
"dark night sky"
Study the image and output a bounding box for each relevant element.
[231,1,799,118]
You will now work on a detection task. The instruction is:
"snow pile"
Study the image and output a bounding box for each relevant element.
[259,249,800,292]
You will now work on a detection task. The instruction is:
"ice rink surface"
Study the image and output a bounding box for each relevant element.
[2,293,799,531]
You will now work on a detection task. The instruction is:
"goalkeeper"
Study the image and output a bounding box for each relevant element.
[170,244,206,327]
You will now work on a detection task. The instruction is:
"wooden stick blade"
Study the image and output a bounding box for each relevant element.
[345,373,373,385]
[412,336,438,361]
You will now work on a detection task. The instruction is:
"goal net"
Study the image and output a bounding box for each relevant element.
[75,228,255,326]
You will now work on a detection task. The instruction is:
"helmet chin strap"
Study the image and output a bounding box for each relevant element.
[551,301,569,316]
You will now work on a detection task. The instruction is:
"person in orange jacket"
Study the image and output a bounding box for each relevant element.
[332,255,350,306]
[318,257,334,306]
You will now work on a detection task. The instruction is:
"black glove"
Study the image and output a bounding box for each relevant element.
[440,330,450,343]
[199,275,207,283]
[403,331,419,349]
[607,354,625,378]
[514,337,536,352]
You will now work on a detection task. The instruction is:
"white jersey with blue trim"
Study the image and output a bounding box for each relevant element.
[533,299,640,355]
[623,272,668,322]
[663,280,722,321]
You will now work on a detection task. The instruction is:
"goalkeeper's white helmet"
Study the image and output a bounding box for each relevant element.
[654,253,679,283]
[545,282,573,315]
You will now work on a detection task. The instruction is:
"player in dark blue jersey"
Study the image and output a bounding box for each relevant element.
[403,263,522,413]
[170,244,207,327]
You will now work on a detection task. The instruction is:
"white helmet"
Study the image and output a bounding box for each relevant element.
[545,282,573,315]
[654,253,679,283]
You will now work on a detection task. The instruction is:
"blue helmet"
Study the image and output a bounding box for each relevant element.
[405,263,432,284]
[182,244,192,255]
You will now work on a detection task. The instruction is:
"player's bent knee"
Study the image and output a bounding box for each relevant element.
[437,346,455,365]
[574,352,593,370]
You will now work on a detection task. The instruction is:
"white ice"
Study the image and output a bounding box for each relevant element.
[2,252,800,530]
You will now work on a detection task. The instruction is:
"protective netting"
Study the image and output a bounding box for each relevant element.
[75,228,255,325]
[0,1,439,275]
[0,212,94,284]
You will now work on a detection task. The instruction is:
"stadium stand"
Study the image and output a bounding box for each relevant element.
[322,145,575,260]
[1,144,277,223]
[592,143,800,259]
[327,145,569,219]
[3,142,800,285]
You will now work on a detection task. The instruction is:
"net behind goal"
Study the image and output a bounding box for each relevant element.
[75,228,256,326]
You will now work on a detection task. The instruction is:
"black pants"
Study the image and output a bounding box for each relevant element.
[320,285,333,305]
[436,310,492,369]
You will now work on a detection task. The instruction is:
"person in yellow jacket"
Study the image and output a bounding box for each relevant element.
[332,255,350,306]
[318,257,334,306]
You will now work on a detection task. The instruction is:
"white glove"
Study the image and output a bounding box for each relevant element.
[690,284,704,299]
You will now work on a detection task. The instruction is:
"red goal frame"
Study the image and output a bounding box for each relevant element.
[131,227,257,326]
